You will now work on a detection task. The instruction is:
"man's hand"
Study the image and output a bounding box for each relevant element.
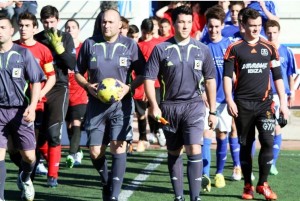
[148,105,162,120]
[208,115,217,131]
[227,99,238,117]
[23,105,36,122]
[45,28,65,54]
[279,104,289,120]
[85,83,98,99]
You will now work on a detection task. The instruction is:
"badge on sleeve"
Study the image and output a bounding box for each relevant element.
[12,68,22,78]
[194,60,202,70]
[119,57,128,67]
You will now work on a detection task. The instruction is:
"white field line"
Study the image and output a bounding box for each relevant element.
[119,153,167,201]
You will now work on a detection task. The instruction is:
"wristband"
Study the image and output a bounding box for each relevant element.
[209,111,217,115]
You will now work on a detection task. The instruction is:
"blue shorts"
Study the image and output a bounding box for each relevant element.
[160,99,205,151]
[0,107,36,150]
[85,96,134,146]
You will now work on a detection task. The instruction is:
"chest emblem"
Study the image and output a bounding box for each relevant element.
[119,57,127,67]
[12,68,22,78]
[194,60,202,70]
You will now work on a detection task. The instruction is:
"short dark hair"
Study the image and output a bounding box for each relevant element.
[141,18,153,33]
[205,5,225,24]
[265,19,280,31]
[160,18,171,25]
[0,13,13,26]
[40,5,59,20]
[121,16,129,29]
[65,18,80,29]
[241,8,261,25]
[18,12,38,28]
[171,5,193,24]
[229,1,245,10]
[127,24,139,38]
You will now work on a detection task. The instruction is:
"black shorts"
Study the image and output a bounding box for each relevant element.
[134,100,147,116]
[65,104,87,122]
[235,99,275,146]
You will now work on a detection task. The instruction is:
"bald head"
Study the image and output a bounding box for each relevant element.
[101,9,122,42]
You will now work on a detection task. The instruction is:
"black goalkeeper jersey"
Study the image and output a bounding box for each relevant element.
[35,30,76,87]
[223,37,282,101]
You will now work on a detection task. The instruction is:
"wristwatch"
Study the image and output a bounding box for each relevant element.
[209,111,217,115]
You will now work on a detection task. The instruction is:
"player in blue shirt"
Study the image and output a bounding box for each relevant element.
[75,9,146,201]
[145,6,217,201]
[0,16,44,201]
[265,19,297,176]
[222,1,245,41]
[201,5,242,192]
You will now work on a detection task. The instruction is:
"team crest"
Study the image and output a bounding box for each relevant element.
[266,111,272,119]
[119,57,127,67]
[194,60,202,70]
[12,68,22,78]
[261,49,268,56]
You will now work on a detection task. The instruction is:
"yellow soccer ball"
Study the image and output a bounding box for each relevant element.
[97,78,123,104]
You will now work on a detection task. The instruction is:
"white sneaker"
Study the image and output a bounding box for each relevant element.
[147,133,158,144]
[35,162,48,175]
[19,172,35,201]
[156,128,166,147]
[232,166,242,181]
[74,150,84,166]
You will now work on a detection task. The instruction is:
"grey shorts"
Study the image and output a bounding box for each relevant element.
[85,96,134,146]
[0,107,36,150]
[160,99,205,151]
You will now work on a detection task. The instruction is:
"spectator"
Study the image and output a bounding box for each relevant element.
[14,1,37,21]
[127,24,139,42]
[156,1,186,35]
[0,0,14,19]
[120,16,129,36]
[159,18,173,40]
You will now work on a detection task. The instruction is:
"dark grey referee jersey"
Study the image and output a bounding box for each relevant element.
[0,43,45,107]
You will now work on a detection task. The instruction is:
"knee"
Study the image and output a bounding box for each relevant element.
[185,144,201,155]
[47,123,62,146]
[22,153,36,164]
[90,146,106,160]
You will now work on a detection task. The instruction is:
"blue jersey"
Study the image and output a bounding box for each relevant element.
[222,23,239,41]
[0,44,45,107]
[247,1,277,25]
[145,37,215,103]
[76,35,145,92]
[224,10,231,24]
[203,37,232,103]
[271,45,297,95]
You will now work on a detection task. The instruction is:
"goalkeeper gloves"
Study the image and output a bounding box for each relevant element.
[277,113,287,128]
[45,27,65,54]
